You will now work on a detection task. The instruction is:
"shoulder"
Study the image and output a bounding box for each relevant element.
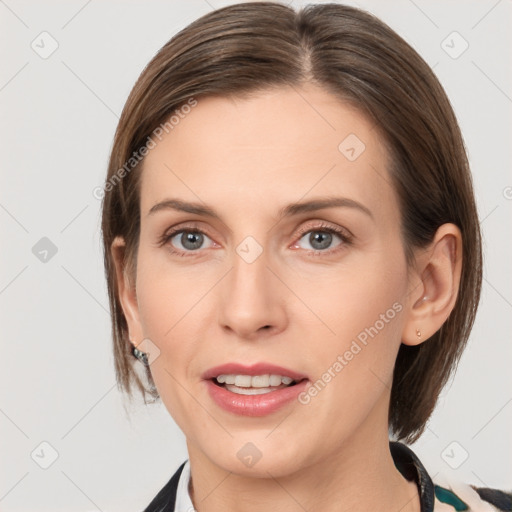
[390,442,511,512]
[432,474,512,512]
[142,461,186,512]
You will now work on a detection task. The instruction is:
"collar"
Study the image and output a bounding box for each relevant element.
[390,441,436,512]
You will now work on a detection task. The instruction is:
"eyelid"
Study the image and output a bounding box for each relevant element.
[156,222,221,256]
[292,220,353,242]
[292,220,355,246]
[289,221,354,255]
[157,221,215,244]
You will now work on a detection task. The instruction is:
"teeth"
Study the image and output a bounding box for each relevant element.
[215,374,295,387]
[224,384,287,395]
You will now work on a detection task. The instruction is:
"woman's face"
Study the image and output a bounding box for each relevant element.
[125,83,418,476]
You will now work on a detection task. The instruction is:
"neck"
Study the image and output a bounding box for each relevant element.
[185,398,420,512]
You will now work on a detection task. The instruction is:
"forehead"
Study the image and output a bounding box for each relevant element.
[139,84,395,222]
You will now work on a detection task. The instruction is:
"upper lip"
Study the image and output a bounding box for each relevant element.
[202,363,308,382]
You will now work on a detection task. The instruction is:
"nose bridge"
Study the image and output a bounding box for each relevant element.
[232,246,268,296]
[228,245,273,314]
[218,237,286,337]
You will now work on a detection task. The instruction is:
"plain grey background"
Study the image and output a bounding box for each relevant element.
[1,0,511,510]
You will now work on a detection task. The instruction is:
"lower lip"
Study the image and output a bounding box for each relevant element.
[205,379,309,416]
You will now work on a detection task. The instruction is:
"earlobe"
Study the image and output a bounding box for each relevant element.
[401,224,463,346]
[111,236,143,346]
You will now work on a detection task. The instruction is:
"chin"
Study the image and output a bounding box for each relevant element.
[202,438,310,479]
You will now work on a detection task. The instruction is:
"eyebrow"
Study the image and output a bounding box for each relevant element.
[278,197,373,220]
[147,196,373,220]
[148,199,220,219]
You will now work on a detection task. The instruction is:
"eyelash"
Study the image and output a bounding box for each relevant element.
[157,222,353,258]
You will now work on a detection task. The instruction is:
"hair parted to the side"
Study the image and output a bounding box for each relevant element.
[101,2,482,443]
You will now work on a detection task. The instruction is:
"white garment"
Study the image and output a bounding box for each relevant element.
[174,460,196,512]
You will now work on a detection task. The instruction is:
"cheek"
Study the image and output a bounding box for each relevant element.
[134,258,203,428]
[295,271,406,440]
[293,250,408,402]
[132,247,220,408]
[134,243,215,339]
[290,250,407,347]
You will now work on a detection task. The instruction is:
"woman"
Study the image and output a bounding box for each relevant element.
[100,2,510,511]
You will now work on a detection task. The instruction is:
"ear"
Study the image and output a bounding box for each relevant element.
[401,223,463,346]
[111,236,144,347]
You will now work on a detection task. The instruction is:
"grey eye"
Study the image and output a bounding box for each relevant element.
[170,231,213,251]
[297,230,341,251]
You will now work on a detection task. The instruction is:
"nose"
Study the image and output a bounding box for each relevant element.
[217,248,288,340]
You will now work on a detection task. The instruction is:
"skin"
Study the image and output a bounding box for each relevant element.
[112,83,462,512]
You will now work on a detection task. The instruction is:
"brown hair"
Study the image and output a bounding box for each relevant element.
[101,2,482,442]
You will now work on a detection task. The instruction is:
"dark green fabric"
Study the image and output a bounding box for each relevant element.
[434,484,469,511]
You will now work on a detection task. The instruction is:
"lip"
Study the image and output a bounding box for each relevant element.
[202,362,309,417]
[202,362,308,381]
[204,378,309,417]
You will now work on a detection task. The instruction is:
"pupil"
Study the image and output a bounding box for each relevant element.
[182,232,203,250]
[309,231,332,250]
